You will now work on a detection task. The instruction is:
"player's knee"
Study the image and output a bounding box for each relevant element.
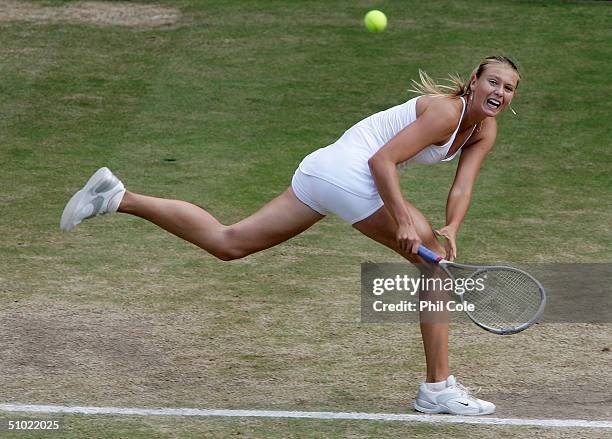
[214,249,245,261]
[423,236,444,255]
[213,227,249,261]
[210,244,248,261]
[211,245,249,261]
[416,235,446,276]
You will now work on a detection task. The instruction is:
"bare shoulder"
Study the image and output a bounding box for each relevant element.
[415,95,463,135]
[416,95,463,121]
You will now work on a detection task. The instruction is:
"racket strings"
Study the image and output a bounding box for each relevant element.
[463,269,543,331]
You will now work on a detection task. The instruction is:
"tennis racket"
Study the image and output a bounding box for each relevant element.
[417,245,546,335]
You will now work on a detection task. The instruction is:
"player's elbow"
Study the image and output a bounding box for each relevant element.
[368,154,387,172]
[367,155,378,170]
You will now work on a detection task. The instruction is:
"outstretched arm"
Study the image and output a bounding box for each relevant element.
[436,118,497,261]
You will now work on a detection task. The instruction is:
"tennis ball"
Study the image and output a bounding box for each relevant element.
[364,10,387,32]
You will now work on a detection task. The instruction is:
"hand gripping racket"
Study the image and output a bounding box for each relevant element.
[417,245,546,335]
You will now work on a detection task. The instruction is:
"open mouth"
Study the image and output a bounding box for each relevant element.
[486,98,501,109]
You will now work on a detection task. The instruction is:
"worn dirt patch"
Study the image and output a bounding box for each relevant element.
[1,298,611,426]
[0,1,181,28]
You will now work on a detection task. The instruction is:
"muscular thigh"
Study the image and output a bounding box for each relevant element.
[225,187,324,256]
[352,201,444,262]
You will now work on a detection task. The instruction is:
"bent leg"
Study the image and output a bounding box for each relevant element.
[352,202,450,383]
[119,187,324,260]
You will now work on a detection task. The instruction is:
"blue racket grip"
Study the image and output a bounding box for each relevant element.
[417,245,444,264]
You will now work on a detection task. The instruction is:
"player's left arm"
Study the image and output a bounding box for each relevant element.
[436,118,497,261]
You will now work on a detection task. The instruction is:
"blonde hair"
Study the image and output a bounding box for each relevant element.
[409,70,469,97]
[409,55,521,98]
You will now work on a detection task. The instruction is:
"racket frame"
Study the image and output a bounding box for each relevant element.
[417,245,546,335]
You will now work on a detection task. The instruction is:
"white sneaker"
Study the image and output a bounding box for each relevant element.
[414,375,496,415]
[60,167,125,232]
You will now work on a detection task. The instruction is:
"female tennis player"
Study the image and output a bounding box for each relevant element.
[61,55,520,416]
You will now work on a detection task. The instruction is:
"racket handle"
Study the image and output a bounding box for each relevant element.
[417,245,444,264]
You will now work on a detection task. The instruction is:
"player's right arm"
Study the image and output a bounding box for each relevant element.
[367,99,458,254]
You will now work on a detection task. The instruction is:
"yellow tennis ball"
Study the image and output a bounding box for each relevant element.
[364,10,387,32]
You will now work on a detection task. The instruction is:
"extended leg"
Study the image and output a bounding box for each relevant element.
[119,187,324,260]
[60,167,324,260]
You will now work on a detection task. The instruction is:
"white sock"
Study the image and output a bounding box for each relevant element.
[107,189,126,213]
[423,379,447,391]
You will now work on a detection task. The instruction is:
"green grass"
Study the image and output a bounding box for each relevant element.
[1,1,611,438]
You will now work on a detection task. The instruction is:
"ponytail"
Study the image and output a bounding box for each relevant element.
[409,70,469,98]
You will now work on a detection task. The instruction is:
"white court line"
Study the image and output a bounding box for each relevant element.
[1,403,611,429]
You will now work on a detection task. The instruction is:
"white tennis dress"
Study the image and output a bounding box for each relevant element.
[292,96,473,224]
